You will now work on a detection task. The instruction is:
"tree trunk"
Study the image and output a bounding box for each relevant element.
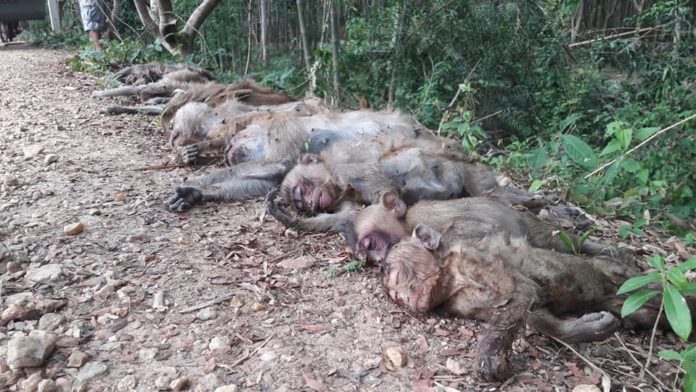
[260,0,268,66]
[329,0,340,107]
[387,0,411,111]
[570,0,584,43]
[296,0,312,72]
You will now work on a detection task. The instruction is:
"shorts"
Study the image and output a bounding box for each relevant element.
[79,0,108,32]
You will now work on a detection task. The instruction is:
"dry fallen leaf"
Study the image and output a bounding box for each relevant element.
[384,346,406,368]
[64,222,85,236]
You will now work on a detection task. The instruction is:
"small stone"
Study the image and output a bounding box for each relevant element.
[170,376,190,391]
[127,233,151,243]
[37,379,57,392]
[138,348,158,361]
[38,313,65,332]
[64,222,85,236]
[259,351,277,362]
[114,192,127,203]
[7,261,22,273]
[25,264,63,284]
[66,350,89,368]
[194,374,221,392]
[278,255,315,270]
[152,291,166,311]
[445,358,464,375]
[76,361,108,382]
[155,375,173,390]
[384,346,406,368]
[19,372,42,391]
[572,386,601,392]
[208,336,230,352]
[3,176,19,187]
[44,154,58,165]
[214,386,238,392]
[252,302,265,311]
[7,331,58,369]
[196,308,217,321]
[23,144,44,158]
[116,375,137,391]
[55,378,71,392]
[229,296,243,308]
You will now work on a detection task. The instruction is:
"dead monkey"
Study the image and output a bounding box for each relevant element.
[266,144,553,235]
[382,224,665,381]
[167,111,421,212]
[346,192,611,264]
[111,63,216,86]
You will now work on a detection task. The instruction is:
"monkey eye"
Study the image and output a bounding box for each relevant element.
[292,185,305,210]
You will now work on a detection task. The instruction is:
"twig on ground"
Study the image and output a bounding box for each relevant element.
[133,162,186,171]
[569,27,657,48]
[178,293,236,314]
[643,297,665,378]
[550,336,612,392]
[223,331,276,369]
[613,332,668,389]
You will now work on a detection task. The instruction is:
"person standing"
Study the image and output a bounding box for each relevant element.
[78,0,108,51]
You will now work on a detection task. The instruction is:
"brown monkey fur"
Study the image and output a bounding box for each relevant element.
[382,222,678,381]
[112,63,216,86]
[348,192,611,264]
[167,111,421,212]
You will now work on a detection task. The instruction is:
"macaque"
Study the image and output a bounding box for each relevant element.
[111,63,216,86]
[167,111,421,212]
[170,99,327,165]
[347,193,611,264]
[382,224,655,381]
[161,80,295,129]
[266,143,552,234]
[92,68,216,100]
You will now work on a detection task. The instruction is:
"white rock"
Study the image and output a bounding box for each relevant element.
[208,336,230,352]
[215,386,239,392]
[170,376,190,391]
[37,379,57,392]
[155,375,173,390]
[116,375,137,391]
[25,264,63,284]
[572,386,601,392]
[259,350,278,362]
[38,313,65,332]
[7,331,58,369]
[194,374,221,392]
[19,372,42,391]
[44,154,58,165]
[76,361,108,382]
[66,350,89,368]
[196,308,217,321]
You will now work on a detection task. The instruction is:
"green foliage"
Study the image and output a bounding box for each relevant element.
[659,345,696,392]
[618,255,696,341]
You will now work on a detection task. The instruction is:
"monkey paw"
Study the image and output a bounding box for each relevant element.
[167,187,203,212]
[560,311,619,343]
[477,353,511,382]
[181,145,200,165]
[265,189,298,228]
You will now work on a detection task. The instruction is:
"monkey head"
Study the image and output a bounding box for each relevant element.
[350,191,408,264]
[382,223,448,313]
[280,154,341,214]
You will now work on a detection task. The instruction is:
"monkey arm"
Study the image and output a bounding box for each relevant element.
[527,309,618,343]
[179,139,227,165]
[266,189,359,232]
[168,162,289,212]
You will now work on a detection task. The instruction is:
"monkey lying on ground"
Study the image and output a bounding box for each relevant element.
[111,63,216,86]
[266,142,554,235]
[382,221,678,381]
[344,192,611,264]
[170,99,327,165]
[166,111,422,212]
[161,80,294,129]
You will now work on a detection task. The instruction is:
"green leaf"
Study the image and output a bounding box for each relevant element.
[616,128,633,149]
[681,282,696,295]
[621,289,659,318]
[658,349,683,361]
[561,135,597,169]
[617,272,661,294]
[620,159,641,173]
[647,255,665,272]
[677,258,696,272]
[684,370,696,392]
[599,139,622,157]
[664,283,692,341]
[557,231,576,254]
[578,228,595,249]
[636,168,649,185]
[636,127,658,141]
[683,345,696,361]
[666,268,688,290]
[528,180,543,192]
[603,160,621,184]
[559,113,581,132]
[528,148,548,170]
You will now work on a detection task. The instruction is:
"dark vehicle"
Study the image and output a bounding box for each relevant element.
[0,0,46,42]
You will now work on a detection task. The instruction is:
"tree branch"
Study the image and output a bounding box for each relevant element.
[133,0,159,37]
[183,0,223,38]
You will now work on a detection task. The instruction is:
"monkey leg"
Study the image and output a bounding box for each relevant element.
[527,309,619,343]
[92,85,147,98]
[167,162,289,212]
[102,105,164,116]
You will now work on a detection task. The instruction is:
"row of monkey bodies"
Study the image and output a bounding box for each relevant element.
[93,63,689,382]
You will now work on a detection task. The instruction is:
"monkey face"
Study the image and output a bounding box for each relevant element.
[282,157,338,214]
[382,237,444,313]
[352,193,408,263]
[357,230,399,265]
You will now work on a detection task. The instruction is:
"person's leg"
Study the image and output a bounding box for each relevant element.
[88,30,102,51]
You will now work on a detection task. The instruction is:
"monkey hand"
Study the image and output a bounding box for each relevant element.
[556,311,619,343]
[181,145,200,165]
[265,188,298,228]
[167,187,203,212]
[476,329,514,381]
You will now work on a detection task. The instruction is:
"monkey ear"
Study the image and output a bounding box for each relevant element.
[413,224,441,251]
[298,153,321,165]
[381,191,406,218]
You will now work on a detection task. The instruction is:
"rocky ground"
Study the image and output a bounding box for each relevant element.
[0,45,691,392]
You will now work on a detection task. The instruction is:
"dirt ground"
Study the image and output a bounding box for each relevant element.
[0,46,687,391]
